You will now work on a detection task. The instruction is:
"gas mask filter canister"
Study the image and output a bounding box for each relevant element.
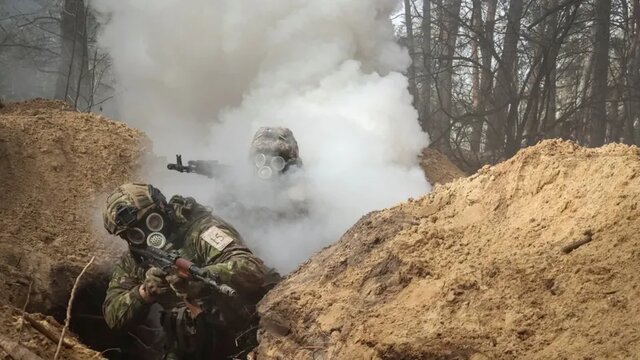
[122,212,167,248]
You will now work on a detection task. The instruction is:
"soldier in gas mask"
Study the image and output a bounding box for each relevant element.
[167,126,303,181]
[249,126,303,180]
[101,183,278,359]
[244,126,308,217]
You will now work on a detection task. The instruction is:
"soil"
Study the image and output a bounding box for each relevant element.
[420,147,467,186]
[5,99,637,360]
[256,139,640,359]
[0,99,149,358]
[0,304,102,359]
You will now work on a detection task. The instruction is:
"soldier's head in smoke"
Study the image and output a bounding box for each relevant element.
[103,183,175,249]
[249,127,302,180]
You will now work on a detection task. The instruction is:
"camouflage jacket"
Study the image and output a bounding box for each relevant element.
[102,196,274,331]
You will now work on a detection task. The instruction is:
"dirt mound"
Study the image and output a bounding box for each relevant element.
[0,99,148,357]
[256,139,640,359]
[420,147,467,185]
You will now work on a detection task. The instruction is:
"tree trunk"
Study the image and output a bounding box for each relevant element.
[54,0,89,108]
[610,79,621,142]
[74,3,90,110]
[433,0,462,149]
[625,0,640,145]
[544,67,558,137]
[488,0,524,154]
[527,0,562,143]
[611,14,628,143]
[477,0,499,153]
[587,0,612,147]
[469,0,484,153]
[576,52,593,143]
[523,6,546,147]
[541,3,560,138]
[404,0,418,108]
[421,0,432,133]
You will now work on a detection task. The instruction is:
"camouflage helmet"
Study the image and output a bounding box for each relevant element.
[102,183,167,235]
[249,127,300,161]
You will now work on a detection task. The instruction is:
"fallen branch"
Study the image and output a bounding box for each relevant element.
[21,314,74,349]
[0,335,45,360]
[561,230,593,254]
[53,256,95,360]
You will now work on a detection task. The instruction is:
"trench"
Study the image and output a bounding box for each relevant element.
[46,270,164,360]
[23,261,260,359]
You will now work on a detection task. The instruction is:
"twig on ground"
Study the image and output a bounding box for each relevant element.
[53,256,95,360]
[561,230,593,254]
[17,280,33,343]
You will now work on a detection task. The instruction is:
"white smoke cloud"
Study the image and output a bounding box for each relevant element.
[92,0,431,272]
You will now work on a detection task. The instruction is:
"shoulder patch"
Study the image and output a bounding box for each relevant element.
[200,226,234,251]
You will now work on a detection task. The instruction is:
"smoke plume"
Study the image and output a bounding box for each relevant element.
[92,0,431,272]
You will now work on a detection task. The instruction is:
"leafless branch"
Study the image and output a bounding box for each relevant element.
[53,256,95,360]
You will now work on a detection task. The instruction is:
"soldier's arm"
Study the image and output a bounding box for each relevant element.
[102,253,151,330]
[194,225,268,295]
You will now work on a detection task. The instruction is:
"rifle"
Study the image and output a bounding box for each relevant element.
[167,154,229,179]
[130,245,237,297]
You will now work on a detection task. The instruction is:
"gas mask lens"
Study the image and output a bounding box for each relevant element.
[257,166,273,179]
[121,212,166,247]
[254,153,286,179]
[145,213,164,232]
[123,228,145,245]
[270,156,286,171]
[254,153,267,167]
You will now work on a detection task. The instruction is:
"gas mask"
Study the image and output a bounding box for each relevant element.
[253,153,287,180]
[115,205,169,249]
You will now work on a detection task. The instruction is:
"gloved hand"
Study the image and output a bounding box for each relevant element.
[165,274,188,296]
[166,274,205,299]
[142,267,170,299]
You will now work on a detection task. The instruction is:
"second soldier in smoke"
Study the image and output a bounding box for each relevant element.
[167,126,309,221]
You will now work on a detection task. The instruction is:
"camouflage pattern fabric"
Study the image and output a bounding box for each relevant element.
[103,195,273,359]
[103,183,160,235]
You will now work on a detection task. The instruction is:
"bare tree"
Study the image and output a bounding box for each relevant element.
[404,0,418,106]
[588,0,612,146]
[55,0,90,107]
[432,0,462,149]
[625,0,640,144]
[468,0,484,153]
[1,0,113,112]
[421,0,433,132]
[589,0,611,146]
[488,0,524,154]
